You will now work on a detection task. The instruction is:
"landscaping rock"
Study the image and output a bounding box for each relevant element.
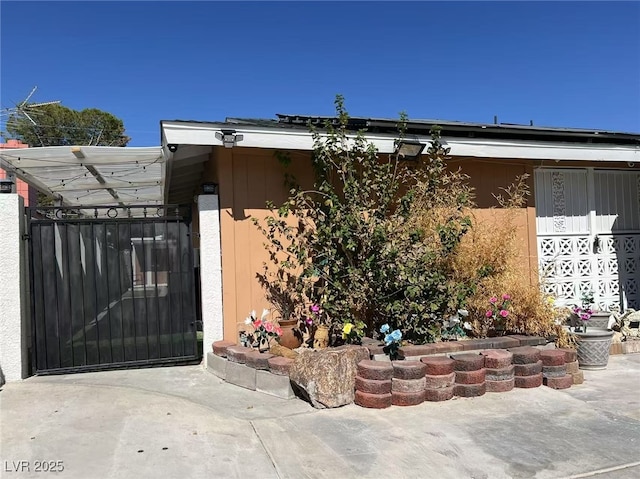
[450,353,485,371]
[392,390,426,406]
[540,350,566,367]
[513,360,543,376]
[424,386,455,402]
[420,356,455,375]
[454,382,486,397]
[508,346,541,364]
[357,360,394,380]
[355,376,392,395]
[392,377,426,393]
[424,372,456,389]
[226,345,252,364]
[289,346,370,408]
[542,364,567,378]
[355,391,392,409]
[485,365,515,381]
[486,378,515,393]
[514,373,543,388]
[455,369,486,385]
[571,370,585,385]
[544,375,573,389]
[244,351,273,370]
[267,356,294,376]
[269,343,298,360]
[392,361,427,380]
[212,340,235,357]
[558,348,578,363]
[481,349,513,369]
[566,360,579,374]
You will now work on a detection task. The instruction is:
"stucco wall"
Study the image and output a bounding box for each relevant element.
[207,147,543,343]
[0,194,30,381]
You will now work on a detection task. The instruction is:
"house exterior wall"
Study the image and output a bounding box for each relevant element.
[0,139,36,206]
[204,146,547,343]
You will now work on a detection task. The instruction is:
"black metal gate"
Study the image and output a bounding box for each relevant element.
[28,205,199,374]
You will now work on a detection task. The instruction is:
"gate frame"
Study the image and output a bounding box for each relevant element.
[26,204,201,375]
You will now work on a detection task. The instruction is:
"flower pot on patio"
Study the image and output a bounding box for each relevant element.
[277,319,302,350]
[573,327,614,370]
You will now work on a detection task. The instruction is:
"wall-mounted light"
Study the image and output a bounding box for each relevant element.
[0,178,14,194]
[202,182,219,195]
[393,140,425,161]
[628,162,635,168]
[215,129,244,148]
[167,144,179,153]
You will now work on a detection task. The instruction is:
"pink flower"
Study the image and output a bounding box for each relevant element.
[305,317,313,325]
[485,310,493,318]
[499,309,509,318]
[502,294,511,301]
[310,304,320,314]
[275,327,283,336]
[580,313,590,321]
[253,319,262,329]
[265,322,274,333]
[489,297,498,304]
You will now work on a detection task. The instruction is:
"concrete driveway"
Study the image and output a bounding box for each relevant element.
[1,354,639,479]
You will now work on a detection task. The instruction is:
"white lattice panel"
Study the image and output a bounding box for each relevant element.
[535,168,640,311]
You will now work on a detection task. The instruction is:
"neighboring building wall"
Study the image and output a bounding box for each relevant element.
[0,139,36,206]
[207,146,542,343]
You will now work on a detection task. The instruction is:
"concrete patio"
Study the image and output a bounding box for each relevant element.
[1,353,639,478]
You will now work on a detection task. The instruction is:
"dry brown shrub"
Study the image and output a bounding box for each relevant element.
[452,174,574,348]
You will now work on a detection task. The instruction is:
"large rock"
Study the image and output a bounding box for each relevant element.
[288,345,370,408]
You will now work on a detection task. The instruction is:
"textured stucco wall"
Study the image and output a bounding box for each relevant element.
[198,194,223,368]
[0,194,29,381]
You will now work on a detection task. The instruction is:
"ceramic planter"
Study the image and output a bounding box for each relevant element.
[277,319,303,349]
[573,327,614,370]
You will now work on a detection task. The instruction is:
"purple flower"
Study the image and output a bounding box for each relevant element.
[310,304,320,314]
[305,317,313,325]
[580,313,590,321]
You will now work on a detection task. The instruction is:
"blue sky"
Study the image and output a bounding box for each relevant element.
[1,1,639,146]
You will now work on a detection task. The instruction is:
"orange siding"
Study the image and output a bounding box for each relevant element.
[212,148,543,342]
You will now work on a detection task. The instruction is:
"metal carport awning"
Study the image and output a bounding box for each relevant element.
[0,145,165,209]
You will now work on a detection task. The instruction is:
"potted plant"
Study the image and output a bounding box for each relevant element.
[255,265,304,349]
[569,292,614,370]
[242,309,283,352]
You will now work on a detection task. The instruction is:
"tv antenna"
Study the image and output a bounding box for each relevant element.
[1,86,61,145]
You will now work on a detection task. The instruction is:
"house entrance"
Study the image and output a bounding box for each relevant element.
[535,168,640,311]
[27,205,200,374]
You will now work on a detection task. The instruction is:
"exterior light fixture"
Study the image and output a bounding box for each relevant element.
[215,129,244,148]
[202,182,218,195]
[393,140,425,161]
[0,178,14,194]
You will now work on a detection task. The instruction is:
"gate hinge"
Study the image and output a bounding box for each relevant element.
[22,234,30,241]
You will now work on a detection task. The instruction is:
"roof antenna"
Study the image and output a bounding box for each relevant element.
[530,120,534,126]
[494,115,498,125]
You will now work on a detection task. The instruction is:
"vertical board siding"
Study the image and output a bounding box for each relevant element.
[218,151,538,342]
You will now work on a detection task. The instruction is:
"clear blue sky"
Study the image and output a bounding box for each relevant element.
[2,1,639,146]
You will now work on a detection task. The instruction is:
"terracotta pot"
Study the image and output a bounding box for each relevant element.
[313,325,330,349]
[278,319,302,350]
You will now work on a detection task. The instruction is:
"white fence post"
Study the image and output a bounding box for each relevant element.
[0,194,29,382]
[198,194,223,368]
